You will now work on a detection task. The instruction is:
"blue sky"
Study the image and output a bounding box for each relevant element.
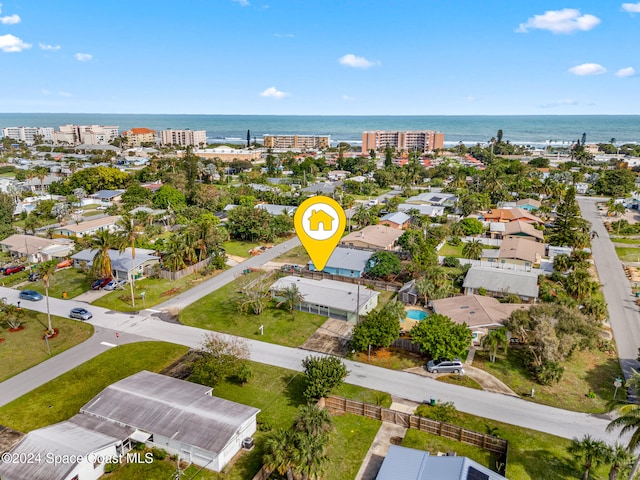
[0,0,638,115]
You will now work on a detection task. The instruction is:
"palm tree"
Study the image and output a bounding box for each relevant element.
[162,233,187,272]
[603,443,633,480]
[276,284,305,320]
[39,260,57,334]
[90,230,115,279]
[607,405,640,479]
[564,270,597,302]
[293,404,333,437]
[553,254,572,273]
[462,239,483,260]
[568,434,608,480]
[263,428,295,480]
[481,327,508,363]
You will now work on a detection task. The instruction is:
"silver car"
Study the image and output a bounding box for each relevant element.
[426,358,464,374]
[69,307,93,321]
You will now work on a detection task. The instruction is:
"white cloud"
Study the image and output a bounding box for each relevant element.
[0,34,31,52]
[274,33,294,38]
[0,13,19,24]
[260,86,289,99]
[342,95,356,101]
[568,63,606,76]
[339,53,380,69]
[465,96,477,102]
[75,52,92,61]
[232,0,250,6]
[58,91,72,97]
[517,9,600,34]
[39,43,61,51]
[540,99,578,108]
[616,66,636,77]
[622,2,640,13]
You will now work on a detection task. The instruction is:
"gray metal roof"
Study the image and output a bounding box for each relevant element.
[71,248,159,272]
[377,445,507,480]
[255,204,297,215]
[463,266,539,298]
[89,189,125,199]
[308,247,372,272]
[380,211,411,225]
[270,275,379,312]
[0,419,124,480]
[80,371,259,455]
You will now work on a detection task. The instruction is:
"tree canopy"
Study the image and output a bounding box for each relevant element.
[409,313,472,359]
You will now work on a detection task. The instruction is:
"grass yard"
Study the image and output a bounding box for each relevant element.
[473,347,625,413]
[610,237,640,245]
[0,313,93,382]
[352,347,425,371]
[179,273,327,347]
[436,373,483,390]
[223,236,291,259]
[0,269,30,287]
[0,341,188,432]
[20,267,91,299]
[438,243,464,257]
[92,269,223,312]
[615,246,640,262]
[274,244,310,265]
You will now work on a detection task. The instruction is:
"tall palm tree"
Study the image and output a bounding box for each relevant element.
[90,230,115,279]
[39,260,57,334]
[603,443,633,480]
[481,327,508,363]
[263,428,295,480]
[608,407,640,480]
[568,435,608,480]
[462,239,483,260]
[293,404,333,437]
[162,233,187,272]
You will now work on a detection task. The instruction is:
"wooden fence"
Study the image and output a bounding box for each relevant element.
[390,337,423,353]
[251,465,272,480]
[294,270,400,292]
[159,257,211,281]
[323,396,508,455]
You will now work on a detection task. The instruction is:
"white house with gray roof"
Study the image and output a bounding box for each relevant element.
[308,246,373,278]
[71,247,159,280]
[398,203,445,218]
[463,266,539,302]
[271,275,379,322]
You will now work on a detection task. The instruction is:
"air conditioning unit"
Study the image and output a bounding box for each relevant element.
[242,437,254,450]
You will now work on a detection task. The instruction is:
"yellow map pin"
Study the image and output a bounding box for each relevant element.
[294,196,346,271]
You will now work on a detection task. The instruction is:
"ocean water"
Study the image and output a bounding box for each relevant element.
[0,113,638,147]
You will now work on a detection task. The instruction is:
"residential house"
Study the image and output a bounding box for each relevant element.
[481,208,543,225]
[22,173,59,193]
[0,234,74,263]
[376,445,507,480]
[71,247,159,280]
[301,182,340,196]
[88,189,125,204]
[516,198,541,211]
[485,237,546,268]
[398,203,445,218]
[270,276,379,323]
[404,192,458,207]
[340,225,404,251]
[431,295,530,345]
[54,215,121,238]
[254,203,297,216]
[463,266,539,302]
[327,170,350,181]
[502,220,545,243]
[379,211,411,230]
[308,247,372,278]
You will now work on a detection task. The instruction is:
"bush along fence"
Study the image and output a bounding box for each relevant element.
[321,395,508,476]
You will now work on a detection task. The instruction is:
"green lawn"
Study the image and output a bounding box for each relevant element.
[92,270,223,312]
[438,243,464,257]
[274,244,310,265]
[402,409,605,480]
[0,341,188,432]
[437,373,483,390]
[0,313,93,382]
[223,236,291,259]
[473,347,625,413]
[615,246,640,262]
[352,347,425,371]
[179,273,327,347]
[610,237,640,245]
[20,268,91,299]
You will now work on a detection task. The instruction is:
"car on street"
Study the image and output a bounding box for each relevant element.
[19,290,43,301]
[91,277,112,290]
[4,265,25,275]
[69,307,92,321]
[426,358,464,374]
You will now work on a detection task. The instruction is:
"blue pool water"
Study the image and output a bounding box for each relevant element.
[406,309,428,321]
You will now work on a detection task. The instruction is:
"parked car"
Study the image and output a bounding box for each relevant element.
[4,265,25,275]
[96,205,108,210]
[57,259,73,269]
[28,272,40,282]
[280,264,303,273]
[19,289,43,301]
[426,358,464,374]
[104,279,127,291]
[91,277,112,290]
[69,307,92,321]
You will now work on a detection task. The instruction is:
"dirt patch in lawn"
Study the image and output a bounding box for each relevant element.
[300,318,353,356]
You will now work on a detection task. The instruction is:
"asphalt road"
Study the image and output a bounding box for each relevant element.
[577,196,640,380]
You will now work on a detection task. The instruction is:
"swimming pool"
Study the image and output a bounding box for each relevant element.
[406,309,428,321]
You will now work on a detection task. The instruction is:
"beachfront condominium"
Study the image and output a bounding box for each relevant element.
[161,129,207,147]
[53,124,119,145]
[121,127,158,147]
[361,130,444,154]
[2,127,55,145]
[263,134,330,150]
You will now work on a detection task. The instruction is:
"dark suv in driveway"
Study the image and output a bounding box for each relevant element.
[426,358,464,374]
[91,277,112,290]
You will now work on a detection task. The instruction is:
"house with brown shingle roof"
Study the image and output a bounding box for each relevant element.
[493,236,546,266]
[339,224,404,251]
[54,215,121,238]
[482,207,543,225]
[502,220,545,243]
[516,198,541,211]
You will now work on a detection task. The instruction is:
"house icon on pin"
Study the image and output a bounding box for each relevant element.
[308,210,334,231]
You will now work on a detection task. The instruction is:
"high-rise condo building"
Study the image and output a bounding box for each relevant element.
[2,127,55,145]
[121,128,158,147]
[161,129,207,147]
[263,135,330,150]
[53,124,119,145]
[361,130,444,154]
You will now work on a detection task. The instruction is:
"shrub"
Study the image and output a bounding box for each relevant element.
[302,356,349,401]
[442,256,460,268]
[415,400,458,423]
[151,447,167,460]
[448,236,461,246]
[235,363,253,385]
[104,462,120,473]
